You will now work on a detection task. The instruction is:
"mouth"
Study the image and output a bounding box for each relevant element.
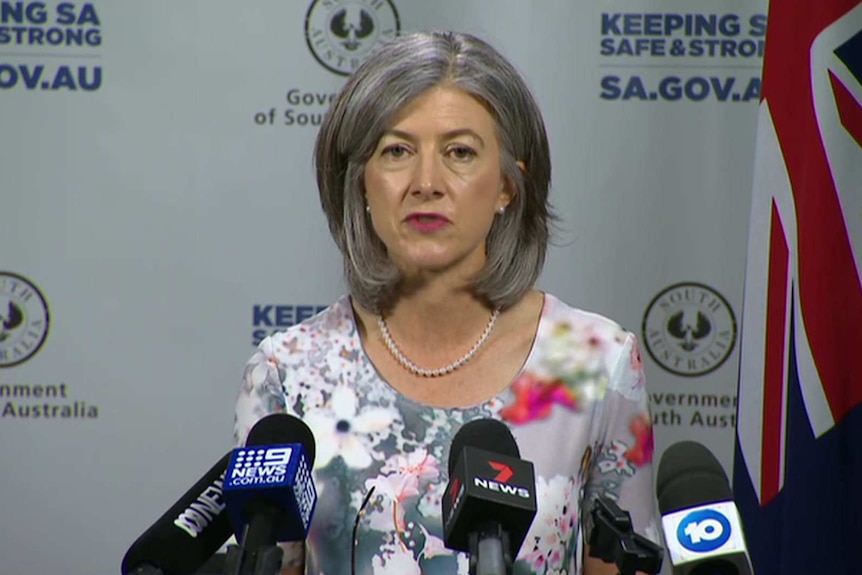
[405,213,450,231]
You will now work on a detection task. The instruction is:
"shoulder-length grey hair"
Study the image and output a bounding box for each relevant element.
[314,30,552,314]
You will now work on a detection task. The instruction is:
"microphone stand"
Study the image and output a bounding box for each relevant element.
[588,497,664,575]
[469,522,513,575]
[125,565,165,575]
[224,542,282,575]
[224,507,285,575]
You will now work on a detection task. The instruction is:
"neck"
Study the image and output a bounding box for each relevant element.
[355,277,499,366]
[379,291,499,378]
[390,291,494,342]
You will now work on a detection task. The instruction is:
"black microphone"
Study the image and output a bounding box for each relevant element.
[442,419,537,575]
[120,451,233,575]
[656,441,753,575]
[223,413,318,575]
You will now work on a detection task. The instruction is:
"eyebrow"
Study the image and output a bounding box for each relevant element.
[382,128,486,147]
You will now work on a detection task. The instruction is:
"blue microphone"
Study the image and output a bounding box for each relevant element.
[223,413,317,574]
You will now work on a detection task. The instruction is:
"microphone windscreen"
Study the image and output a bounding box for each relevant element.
[121,451,233,575]
[245,412,316,467]
[656,441,732,515]
[447,419,519,476]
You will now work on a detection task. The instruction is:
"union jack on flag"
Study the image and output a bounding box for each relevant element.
[733,1,862,573]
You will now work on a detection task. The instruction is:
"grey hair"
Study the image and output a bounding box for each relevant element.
[314,30,552,314]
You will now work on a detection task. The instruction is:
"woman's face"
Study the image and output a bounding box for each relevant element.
[363,85,512,281]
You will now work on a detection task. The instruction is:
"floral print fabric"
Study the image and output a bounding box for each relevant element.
[234,294,659,575]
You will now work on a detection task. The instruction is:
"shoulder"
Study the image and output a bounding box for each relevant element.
[255,295,355,364]
[246,296,357,380]
[537,293,637,376]
[541,292,634,355]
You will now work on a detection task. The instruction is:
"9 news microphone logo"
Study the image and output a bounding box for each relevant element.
[677,509,732,552]
[224,443,317,540]
[229,446,293,484]
[291,452,315,529]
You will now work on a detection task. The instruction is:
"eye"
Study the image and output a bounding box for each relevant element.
[447,145,477,161]
[381,143,410,159]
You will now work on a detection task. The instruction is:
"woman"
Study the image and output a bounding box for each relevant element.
[235,31,659,575]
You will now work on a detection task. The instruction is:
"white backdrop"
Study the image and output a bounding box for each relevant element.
[0,1,765,573]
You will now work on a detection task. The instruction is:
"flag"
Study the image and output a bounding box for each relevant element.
[733,1,862,574]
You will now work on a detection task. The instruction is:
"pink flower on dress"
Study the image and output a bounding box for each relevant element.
[365,472,419,531]
[624,411,654,467]
[500,373,577,424]
[365,473,420,503]
[382,448,440,484]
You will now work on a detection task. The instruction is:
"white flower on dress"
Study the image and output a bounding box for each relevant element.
[418,524,451,559]
[417,480,447,519]
[366,473,420,504]
[519,475,576,573]
[456,551,470,574]
[371,543,422,575]
[304,386,394,469]
[246,349,277,388]
[538,318,614,377]
[365,504,398,533]
[597,440,636,476]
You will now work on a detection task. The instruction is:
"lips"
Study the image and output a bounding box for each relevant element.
[405,212,450,232]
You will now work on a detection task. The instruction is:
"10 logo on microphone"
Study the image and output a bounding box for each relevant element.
[661,501,748,565]
[677,509,732,552]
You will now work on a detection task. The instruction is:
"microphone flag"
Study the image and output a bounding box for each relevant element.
[223,443,316,542]
[442,445,537,559]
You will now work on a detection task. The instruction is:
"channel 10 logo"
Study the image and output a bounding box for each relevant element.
[677,508,732,552]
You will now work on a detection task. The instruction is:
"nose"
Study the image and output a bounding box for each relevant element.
[411,151,444,199]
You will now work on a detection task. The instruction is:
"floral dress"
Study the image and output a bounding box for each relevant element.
[234,293,660,575]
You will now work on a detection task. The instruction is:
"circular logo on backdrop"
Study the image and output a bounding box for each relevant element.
[305,0,400,76]
[642,282,736,377]
[0,272,50,368]
[677,509,732,552]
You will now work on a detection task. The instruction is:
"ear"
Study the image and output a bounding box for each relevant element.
[498,160,526,209]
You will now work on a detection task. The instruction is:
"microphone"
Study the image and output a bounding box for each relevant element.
[588,496,664,575]
[120,451,233,575]
[442,419,537,575]
[222,413,318,575]
[656,441,753,575]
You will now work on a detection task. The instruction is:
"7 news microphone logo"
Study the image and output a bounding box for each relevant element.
[489,461,514,483]
[677,509,732,552]
[473,460,530,498]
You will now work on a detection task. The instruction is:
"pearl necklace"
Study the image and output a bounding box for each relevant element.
[377,308,501,378]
